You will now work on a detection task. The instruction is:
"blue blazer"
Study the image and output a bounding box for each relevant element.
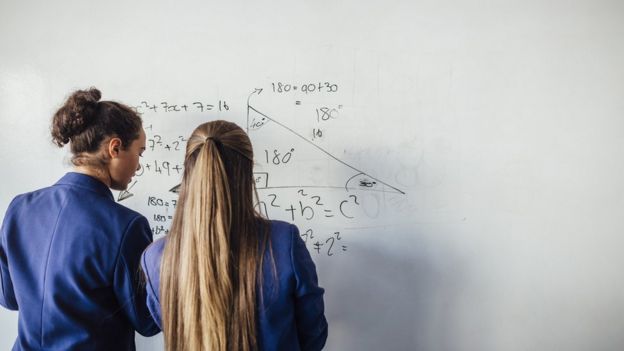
[0,173,159,350]
[141,220,328,351]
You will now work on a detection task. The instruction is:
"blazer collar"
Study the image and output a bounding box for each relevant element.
[55,172,114,201]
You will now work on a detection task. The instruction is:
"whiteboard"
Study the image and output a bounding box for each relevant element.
[1,1,624,350]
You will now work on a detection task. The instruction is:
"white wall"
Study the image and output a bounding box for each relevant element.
[1,1,624,350]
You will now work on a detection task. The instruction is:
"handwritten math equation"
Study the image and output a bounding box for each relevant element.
[255,188,360,221]
[255,189,361,257]
[270,81,339,94]
[130,100,230,115]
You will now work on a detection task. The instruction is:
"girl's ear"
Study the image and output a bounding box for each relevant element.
[107,137,122,158]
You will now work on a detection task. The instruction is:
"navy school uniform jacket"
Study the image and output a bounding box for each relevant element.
[0,172,159,350]
[141,220,328,351]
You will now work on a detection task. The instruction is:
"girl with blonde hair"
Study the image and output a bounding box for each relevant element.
[141,120,328,350]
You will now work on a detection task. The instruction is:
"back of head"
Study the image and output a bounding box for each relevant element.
[183,121,255,219]
[161,120,267,351]
[51,87,142,167]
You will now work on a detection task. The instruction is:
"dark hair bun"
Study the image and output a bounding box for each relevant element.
[51,87,102,146]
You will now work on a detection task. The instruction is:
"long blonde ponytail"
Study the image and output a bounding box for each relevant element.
[160,121,268,351]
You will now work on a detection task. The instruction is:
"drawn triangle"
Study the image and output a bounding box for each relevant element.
[117,181,137,202]
[247,104,405,195]
[169,184,181,194]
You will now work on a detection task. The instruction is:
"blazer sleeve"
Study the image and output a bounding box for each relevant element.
[0,200,18,310]
[140,248,163,330]
[291,225,328,351]
[113,216,160,336]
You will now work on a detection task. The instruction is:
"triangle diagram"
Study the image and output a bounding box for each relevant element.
[117,180,137,202]
[246,103,405,195]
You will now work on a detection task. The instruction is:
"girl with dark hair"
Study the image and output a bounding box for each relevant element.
[0,88,159,350]
[141,120,328,351]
